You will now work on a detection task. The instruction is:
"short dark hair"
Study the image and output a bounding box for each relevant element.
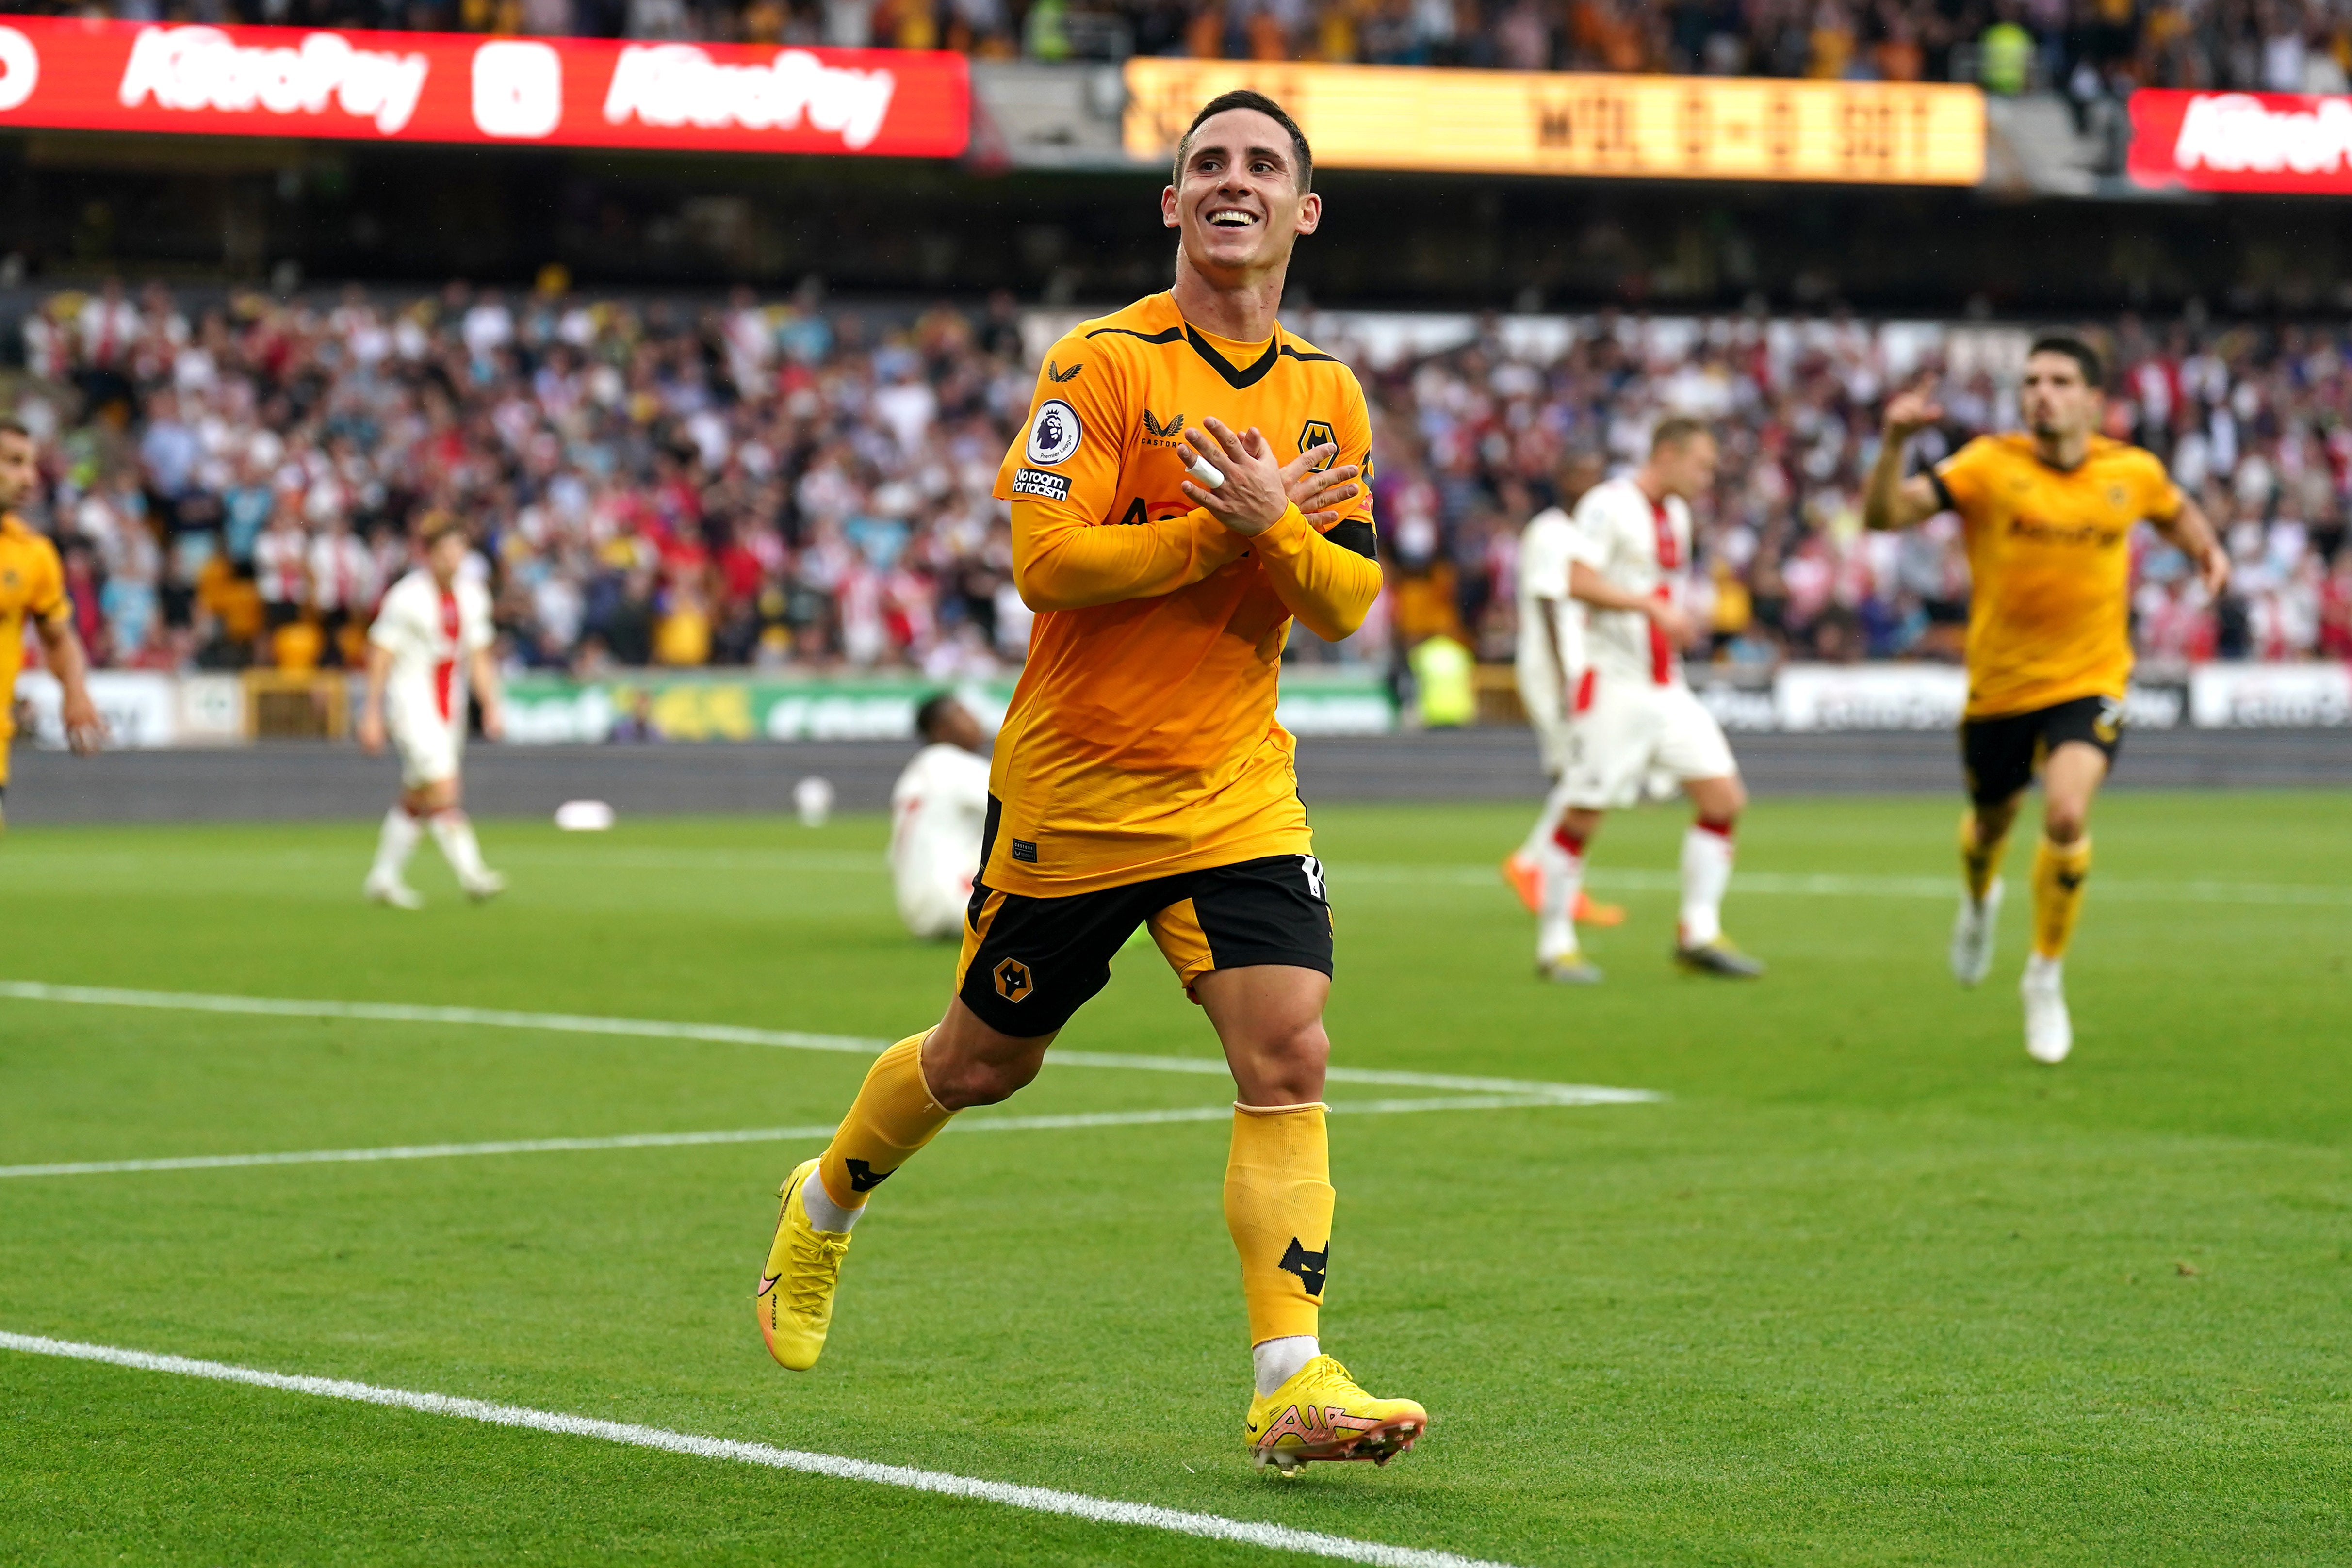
[0,419,30,443]
[915,693,963,743]
[2027,334,2104,389]
[1650,415,1712,453]
[1175,89,1313,192]
[416,509,466,546]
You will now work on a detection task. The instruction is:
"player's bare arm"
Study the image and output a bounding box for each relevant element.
[2155,492,2231,596]
[33,612,106,755]
[469,645,505,743]
[1863,387,1947,532]
[358,641,392,755]
[1568,561,1695,649]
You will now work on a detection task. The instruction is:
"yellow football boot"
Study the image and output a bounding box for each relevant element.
[1242,1355,1428,1474]
[755,1157,852,1371]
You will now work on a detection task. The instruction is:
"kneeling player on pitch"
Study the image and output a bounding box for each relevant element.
[358,512,506,908]
[1535,418,1762,984]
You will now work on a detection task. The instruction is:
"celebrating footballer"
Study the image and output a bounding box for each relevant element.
[754,90,1428,1473]
[1864,335,2228,1063]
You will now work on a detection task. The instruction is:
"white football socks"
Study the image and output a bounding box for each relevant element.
[1680,822,1735,947]
[1253,1335,1319,1396]
[428,810,488,883]
[800,1166,865,1233]
[1519,777,1576,862]
[1536,831,1585,962]
[370,807,421,883]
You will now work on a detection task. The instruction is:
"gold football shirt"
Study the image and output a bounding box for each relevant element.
[1933,433,2183,720]
[985,291,1381,896]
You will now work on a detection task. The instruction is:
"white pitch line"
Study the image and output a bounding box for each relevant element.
[0,1330,1523,1568]
[0,1095,1591,1181]
[0,981,1650,1105]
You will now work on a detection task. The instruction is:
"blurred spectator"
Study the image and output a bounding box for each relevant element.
[39,0,2349,88]
[6,279,2347,692]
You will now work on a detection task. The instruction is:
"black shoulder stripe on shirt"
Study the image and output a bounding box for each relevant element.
[1085,323,1335,384]
[1928,469,1958,514]
[1324,518,1377,559]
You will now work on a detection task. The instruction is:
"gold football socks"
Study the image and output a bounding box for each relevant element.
[2030,834,2091,960]
[1225,1102,1335,1350]
[1960,808,2009,905]
[816,1033,956,1213]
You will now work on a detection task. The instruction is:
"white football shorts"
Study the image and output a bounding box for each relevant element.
[392,712,464,791]
[1561,675,1737,811]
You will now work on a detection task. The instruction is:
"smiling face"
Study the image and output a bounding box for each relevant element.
[1161,107,1321,284]
[2020,350,2101,443]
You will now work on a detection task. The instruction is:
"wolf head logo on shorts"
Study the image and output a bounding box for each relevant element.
[994,958,1033,1002]
[1027,400,1082,466]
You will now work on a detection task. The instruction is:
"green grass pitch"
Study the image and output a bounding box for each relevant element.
[1,791,2348,1565]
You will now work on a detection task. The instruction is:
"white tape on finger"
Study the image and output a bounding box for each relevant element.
[1184,451,1225,490]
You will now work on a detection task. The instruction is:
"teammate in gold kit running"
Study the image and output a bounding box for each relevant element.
[755,91,1428,1473]
[1864,335,2227,1062]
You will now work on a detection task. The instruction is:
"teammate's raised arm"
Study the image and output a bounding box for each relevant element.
[1863,387,1950,532]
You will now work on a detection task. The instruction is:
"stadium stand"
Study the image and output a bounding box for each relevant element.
[8,282,2350,680]
[36,0,2352,93]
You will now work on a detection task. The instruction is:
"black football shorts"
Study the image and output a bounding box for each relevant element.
[954,849,1334,1039]
[1959,693,2125,807]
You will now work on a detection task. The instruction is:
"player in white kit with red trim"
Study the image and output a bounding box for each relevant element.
[1535,418,1763,983]
[358,512,506,909]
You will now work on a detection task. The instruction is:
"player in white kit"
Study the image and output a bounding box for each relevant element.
[1535,418,1762,983]
[887,694,991,940]
[1502,455,1620,930]
[358,513,506,908]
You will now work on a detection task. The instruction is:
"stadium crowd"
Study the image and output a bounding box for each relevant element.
[7,281,2350,683]
[42,0,2352,91]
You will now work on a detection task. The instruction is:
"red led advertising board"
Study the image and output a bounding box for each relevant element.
[2129,88,2352,194]
[0,17,968,158]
